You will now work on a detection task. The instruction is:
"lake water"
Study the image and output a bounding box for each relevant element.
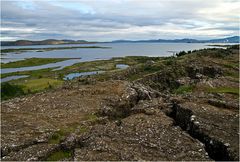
[63,64,129,80]
[1,43,229,74]
[63,71,105,80]
[116,64,129,69]
[1,75,29,83]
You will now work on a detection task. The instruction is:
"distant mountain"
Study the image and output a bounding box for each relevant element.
[111,36,239,43]
[205,36,239,43]
[1,36,239,46]
[1,39,95,46]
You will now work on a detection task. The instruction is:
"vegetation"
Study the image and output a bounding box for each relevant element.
[174,85,194,94]
[79,126,88,133]
[46,150,72,161]
[176,51,187,57]
[48,131,66,144]
[1,78,63,100]
[1,58,70,68]
[1,45,238,101]
[1,83,25,100]
[21,78,63,93]
[85,114,98,122]
[207,87,239,95]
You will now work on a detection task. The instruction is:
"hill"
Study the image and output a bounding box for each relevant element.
[1,39,95,46]
[111,36,239,43]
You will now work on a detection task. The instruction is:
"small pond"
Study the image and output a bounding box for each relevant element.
[64,71,105,80]
[116,64,129,69]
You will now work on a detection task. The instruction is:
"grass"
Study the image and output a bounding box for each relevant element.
[48,131,66,144]
[85,114,98,122]
[223,63,239,69]
[1,56,158,81]
[79,126,88,133]
[46,150,72,161]
[48,127,74,144]
[1,82,25,100]
[1,58,70,68]
[174,85,194,94]
[224,71,239,78]
[20,78,63,93]
[0,67,55,79]
[1,78,63,100]
[207,87,239,95]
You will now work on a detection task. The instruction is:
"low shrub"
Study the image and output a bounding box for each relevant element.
[1,83,25,100]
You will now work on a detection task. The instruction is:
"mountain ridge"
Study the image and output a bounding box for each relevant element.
[110,36,239,43]
[1,36,239,46]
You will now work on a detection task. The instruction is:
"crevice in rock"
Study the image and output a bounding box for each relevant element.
[167,102,235,161]
[97,83,160,120]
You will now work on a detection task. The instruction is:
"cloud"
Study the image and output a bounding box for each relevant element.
[1,0,239,41]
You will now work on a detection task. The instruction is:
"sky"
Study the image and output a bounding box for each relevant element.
[1,0,240,41]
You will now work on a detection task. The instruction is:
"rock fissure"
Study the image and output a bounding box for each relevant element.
[167,102,237,161]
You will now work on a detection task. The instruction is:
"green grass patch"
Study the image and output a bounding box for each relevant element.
[174,85,194,94]
[1,58,69,68]
[85,114,98,122]
[1,82,25,100]
[46,150,72,161]
[224,71,239,78]
[0,68,55,79]
[223,63,239,69]
[207,87,239,95]
[48,128,72,144]
[79,126,88,133]
[20,78,63,93]
[48,132,65,144]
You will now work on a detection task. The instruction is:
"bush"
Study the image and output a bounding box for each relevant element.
[176,51,187,57]
[1,83,25,100]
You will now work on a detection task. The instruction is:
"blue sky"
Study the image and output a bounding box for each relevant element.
[1,0,239,41]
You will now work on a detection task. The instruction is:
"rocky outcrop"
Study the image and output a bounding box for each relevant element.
[169,102,239,161]
[98,83,160,119]
[1,144,59,161]
[1,47,239,161]
[75,109,210,161]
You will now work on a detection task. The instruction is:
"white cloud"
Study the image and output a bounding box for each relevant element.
[1,0,239,41]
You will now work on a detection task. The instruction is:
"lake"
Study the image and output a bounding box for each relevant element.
[1,43,228,74]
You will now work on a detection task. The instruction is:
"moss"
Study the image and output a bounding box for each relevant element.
[207,87,239,95]
[46,150,72,161]
[174,85,193,94]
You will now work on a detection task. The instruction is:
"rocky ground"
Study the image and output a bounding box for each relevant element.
[1,45,239,161]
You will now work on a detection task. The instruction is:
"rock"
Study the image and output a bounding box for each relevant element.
[60,133,77,150]
[74,112,210,161]
[208,99,239,109]
[176,77,192,85]
[145,60,155,66]
[172,102,239,161]
[1,144,58,161]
